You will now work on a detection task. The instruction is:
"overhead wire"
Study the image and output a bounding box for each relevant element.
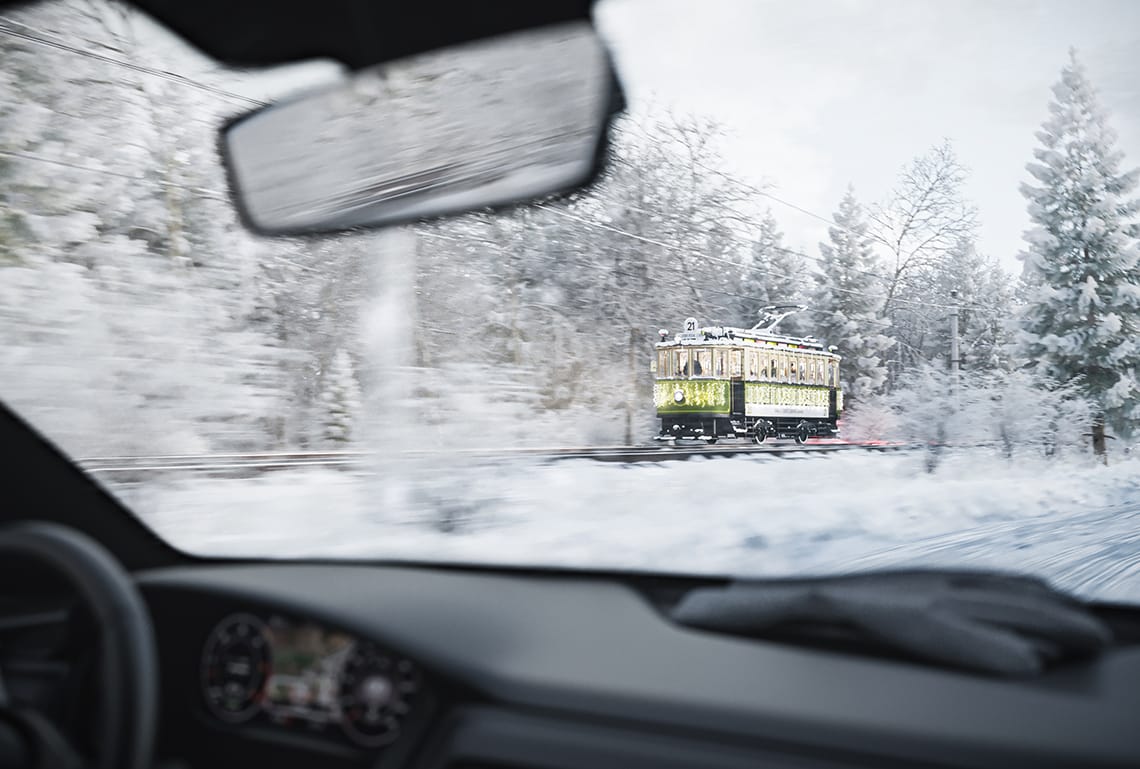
[580,195,895,284]
[569,191,999,316]
[0,148,228,200]
[416,227,894,330]
[0,17,267,107]
[536,202,996,316]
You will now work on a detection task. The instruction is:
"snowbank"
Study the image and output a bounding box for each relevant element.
[117,448,1140,603]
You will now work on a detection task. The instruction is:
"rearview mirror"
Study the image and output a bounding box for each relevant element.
[222,21,620,235]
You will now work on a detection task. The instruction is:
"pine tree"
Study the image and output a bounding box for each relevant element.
[812,187,894,404]
[1013,50,1140,456]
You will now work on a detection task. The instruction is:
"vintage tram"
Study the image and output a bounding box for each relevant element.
[653,311,842,444]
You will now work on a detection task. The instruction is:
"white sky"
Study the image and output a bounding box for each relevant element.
[595,0,1140,274]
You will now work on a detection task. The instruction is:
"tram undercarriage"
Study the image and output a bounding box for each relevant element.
[656,414,839,445]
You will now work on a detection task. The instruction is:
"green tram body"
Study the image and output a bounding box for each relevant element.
[653,322,843,444]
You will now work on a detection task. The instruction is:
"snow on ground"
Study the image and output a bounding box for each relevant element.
[115,448,1140,603]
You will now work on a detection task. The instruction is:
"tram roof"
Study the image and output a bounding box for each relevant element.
[655,326,836,355]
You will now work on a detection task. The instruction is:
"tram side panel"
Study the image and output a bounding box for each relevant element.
[745,383,840,438]
[654,379,732,439]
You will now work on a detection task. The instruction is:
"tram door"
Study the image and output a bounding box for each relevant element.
[731,380,745,416]
[730,349,745,416]
[828,388,838,419]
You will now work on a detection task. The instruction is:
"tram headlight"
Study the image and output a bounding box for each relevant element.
[673,388,685,403]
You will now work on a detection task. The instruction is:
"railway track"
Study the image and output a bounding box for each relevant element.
[76,441,908,475]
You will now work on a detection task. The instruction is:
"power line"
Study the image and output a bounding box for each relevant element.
[686,156,873,241]
[1,94,228,133]
[581,195,894,286]
[5,145,993,323]
[0,18,266,107]
[581,181,988,311]
[537,201,995,316]
[0,148,228,199]
[416,227,894,330]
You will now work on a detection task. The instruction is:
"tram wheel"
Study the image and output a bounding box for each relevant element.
[752,423,767,444]
[794,422,811,445]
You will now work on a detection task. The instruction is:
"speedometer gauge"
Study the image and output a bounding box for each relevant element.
[337,642,419,747]
[200,613,271,723]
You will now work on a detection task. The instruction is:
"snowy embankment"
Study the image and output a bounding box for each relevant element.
[118,449,1140,603]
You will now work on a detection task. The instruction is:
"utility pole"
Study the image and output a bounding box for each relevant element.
[949,289,961,404]
[626,327,639,446]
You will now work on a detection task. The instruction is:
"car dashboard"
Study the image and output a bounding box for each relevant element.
[142,588,437,769]
[131,562,1140,769]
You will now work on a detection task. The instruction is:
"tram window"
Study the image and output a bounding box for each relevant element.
[747,350,758,379]
[789,358,796,382]
[714,349,725,377]
[731,350,743,377]
[678,349,690,377]
[696,348,711,376]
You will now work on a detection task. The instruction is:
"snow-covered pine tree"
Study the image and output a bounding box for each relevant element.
[740,209,809,334]
[320,349,362,445]
[1013,50,1140,457]
[812,187,894,405]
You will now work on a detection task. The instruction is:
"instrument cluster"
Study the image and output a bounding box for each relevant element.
[200,612,422,749]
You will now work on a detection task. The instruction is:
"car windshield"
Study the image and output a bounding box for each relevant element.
[3,0,1140,603]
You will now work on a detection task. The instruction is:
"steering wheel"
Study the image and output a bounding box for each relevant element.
[0,521,157,769]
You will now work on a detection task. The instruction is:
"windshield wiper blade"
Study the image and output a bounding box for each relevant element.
[670,570,1114,677]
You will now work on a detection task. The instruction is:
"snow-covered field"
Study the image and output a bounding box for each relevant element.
[115,449,1140,603]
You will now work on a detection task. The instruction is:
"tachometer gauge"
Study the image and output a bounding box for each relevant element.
[337,642,419,747]
[200,613,271,723]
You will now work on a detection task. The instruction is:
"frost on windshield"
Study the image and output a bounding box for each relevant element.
[2,1,1140,601]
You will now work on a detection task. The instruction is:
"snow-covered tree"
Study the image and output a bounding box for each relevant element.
[871,141,979,377]
[1012,50,1140,456]
[846,364,1093,470]
[0,0,376,456]
[319,349,362,445]
[812,187,894,404]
